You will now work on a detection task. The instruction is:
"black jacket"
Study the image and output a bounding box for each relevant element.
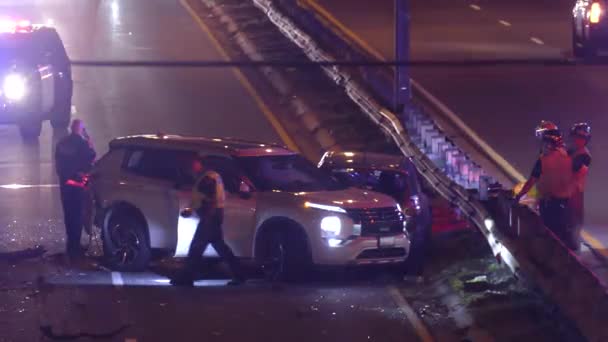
[55,134,96,183]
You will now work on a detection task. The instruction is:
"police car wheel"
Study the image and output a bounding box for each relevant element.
[103,213,151,272]
[50,99,71,129]
[50,117,70,130]
[18,121,42,141]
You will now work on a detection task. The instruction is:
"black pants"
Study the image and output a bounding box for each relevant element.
[183,209,243,279]
[404,220,431,276]
[59,184,84,258]
[539,197,577,251]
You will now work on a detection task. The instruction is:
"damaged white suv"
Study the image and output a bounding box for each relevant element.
[90,134,410,279]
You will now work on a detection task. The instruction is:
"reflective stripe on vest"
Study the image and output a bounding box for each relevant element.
[191,171,226,210]
[536,148,575,199]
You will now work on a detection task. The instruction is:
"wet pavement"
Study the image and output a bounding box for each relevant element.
[0,182,583,341]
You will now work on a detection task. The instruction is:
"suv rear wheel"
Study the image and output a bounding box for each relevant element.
[261,229,310,282]
[103,212,151,272]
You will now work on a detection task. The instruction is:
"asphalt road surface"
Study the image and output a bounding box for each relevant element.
[313,0,608,237]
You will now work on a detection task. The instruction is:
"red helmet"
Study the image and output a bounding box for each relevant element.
[535,121,563,146]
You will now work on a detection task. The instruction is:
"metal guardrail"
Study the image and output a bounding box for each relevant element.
[250,1,608,340]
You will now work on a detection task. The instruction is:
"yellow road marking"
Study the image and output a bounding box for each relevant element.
[302,0,385,62]
[582,230,608,259]
[387,286,434,342]
[180,0,299,152]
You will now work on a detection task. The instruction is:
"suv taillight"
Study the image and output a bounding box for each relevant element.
[590,2,602,24]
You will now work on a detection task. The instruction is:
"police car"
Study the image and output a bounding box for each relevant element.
[573,0,608,57]
[89,134,410,279]
[0,19,72,139]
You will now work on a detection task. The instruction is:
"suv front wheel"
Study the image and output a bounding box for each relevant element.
[261,229,310,282]
[103,212,151,272]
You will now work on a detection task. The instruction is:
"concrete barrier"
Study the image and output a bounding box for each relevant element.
[488,194,608,341]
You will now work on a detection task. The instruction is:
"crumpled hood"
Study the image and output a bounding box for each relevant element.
[292,187,396,209]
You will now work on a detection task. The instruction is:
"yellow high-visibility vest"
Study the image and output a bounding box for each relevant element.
[191,170,225,211]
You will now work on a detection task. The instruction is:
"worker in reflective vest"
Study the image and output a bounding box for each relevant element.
[515,121,577,249]
[568,123,592,251]
[171,158,245,286]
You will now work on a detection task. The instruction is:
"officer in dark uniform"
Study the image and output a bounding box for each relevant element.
[54,119,96,259]
[171,158,245,286]
[515,121,576,248]
[568,123,592,250]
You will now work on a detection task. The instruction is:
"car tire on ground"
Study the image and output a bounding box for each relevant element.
[19,120,42,141]
[102,211,151,272]
[261,229,310,282]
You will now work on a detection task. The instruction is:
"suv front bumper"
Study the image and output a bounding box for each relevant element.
[313,233,410,266]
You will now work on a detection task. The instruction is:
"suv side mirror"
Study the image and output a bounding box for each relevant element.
[238,181,252,199]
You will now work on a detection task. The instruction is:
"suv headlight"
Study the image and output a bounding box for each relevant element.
[3,73,27,101]
[320,216,341,237]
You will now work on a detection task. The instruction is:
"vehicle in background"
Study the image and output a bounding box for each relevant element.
[573,0,608,58]
[0,19,72,139]
[319,151,472,275]
[318,151,431,235]
[90,135,410,280]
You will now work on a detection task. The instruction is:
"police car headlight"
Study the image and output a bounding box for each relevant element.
[3,74,27,101]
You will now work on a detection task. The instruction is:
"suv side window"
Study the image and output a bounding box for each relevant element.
[125,149,194,182]
[200,155,244,193]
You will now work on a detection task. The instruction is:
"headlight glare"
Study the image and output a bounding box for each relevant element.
[3,74,27,101]
[320,216,341,237]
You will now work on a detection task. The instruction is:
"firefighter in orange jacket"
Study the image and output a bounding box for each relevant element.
[515,121,577,249]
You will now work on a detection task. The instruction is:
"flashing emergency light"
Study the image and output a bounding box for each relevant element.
[0,19,34,33]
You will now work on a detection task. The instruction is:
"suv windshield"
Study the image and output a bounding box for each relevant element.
[237,154,347,192]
